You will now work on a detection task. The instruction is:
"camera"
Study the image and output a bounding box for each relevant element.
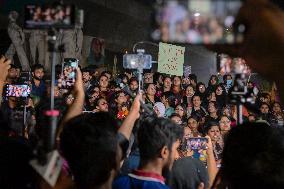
[123,49,152,70]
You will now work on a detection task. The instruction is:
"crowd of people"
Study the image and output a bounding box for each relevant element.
[0,51,283,189]
[1,0,284,188]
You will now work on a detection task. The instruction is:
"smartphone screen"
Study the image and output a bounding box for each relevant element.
[151,0,244,44]
[24,4,75,29]
[186,137,208,151]
[58,58,78,89]
[6,84,31,97]
[186,137,208,163]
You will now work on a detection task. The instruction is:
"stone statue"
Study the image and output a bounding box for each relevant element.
[5,11,30,71]
[61,25,83,60]
[29,30,46,66]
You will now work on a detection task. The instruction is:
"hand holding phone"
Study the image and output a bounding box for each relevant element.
[58,58,78,89]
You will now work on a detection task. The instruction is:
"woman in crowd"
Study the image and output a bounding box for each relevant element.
[215,84,227,109]
[161,91,176,118]
[187,115,202,137]
[98,74,110,98]
[196,82,207,105]
[258,102,274,123]
[64,93,75,107]
[205,122,223,168]
[206,101,220,124]
[93,97,109,112]
[163,75,172,92]
[110,91,129,121]
[144,83,159,109]
[188,94,208,118]
[183,84,195,108]
[207,75,219,93]
[172,76,183,104]
[175,104,187,124]
[222,105,237,127]
[219,115,232,137]
[206,91,217,103]
[271,102,284,127]
[86,86,100,110]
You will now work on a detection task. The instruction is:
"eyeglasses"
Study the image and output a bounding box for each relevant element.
[176,108,184,111]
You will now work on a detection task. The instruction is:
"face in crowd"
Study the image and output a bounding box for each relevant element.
[175,105,185,118]
[272,102,282,114]
[163,77,172,89]
[115,92,127,106]
[260,103,270,114]
[96,98,109,112]
[185,85,195,97]
[171,115,182,125]
[146,83,156,96]
[210,75,218,85]
[208,92,216,102]
[208,102,217,114]
[207,125,221,142]
[183,126,192,140]
[219,116,231,135]
[188,117,198,132]
[192,96,201,108]
[82,71,92,83]
[89,87,100,104]
[144,73,153,84]
[173,76,181,87]
[99,75,109,89]
[33,68,44,80]
[216,86,224,96]
[7,67,17,80]
[66,94,75,106]
[198,84,206,94]
[129,80,138,92]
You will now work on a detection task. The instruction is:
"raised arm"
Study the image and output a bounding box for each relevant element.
[57,68,84,138]
[0,56,11,106]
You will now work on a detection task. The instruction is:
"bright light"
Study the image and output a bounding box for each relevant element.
[130,60,136,65]
[194,12,200,17]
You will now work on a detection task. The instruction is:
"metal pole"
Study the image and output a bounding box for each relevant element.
[237,103,243,125]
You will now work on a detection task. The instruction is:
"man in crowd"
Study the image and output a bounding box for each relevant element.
[31,64,46,99]
[113,117,183,189]
[5,64,17,84]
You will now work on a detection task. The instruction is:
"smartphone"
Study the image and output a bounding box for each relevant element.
[186,137,208,151]
[123,54,152,70]
[24,4,75,29]
[151,0,244,44]
[6,84,31,97]
[58,58,78,89]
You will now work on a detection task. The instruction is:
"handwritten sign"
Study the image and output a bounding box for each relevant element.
[158,42,185,76]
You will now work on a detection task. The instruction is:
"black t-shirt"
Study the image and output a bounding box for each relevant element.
[169,157,209,189]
